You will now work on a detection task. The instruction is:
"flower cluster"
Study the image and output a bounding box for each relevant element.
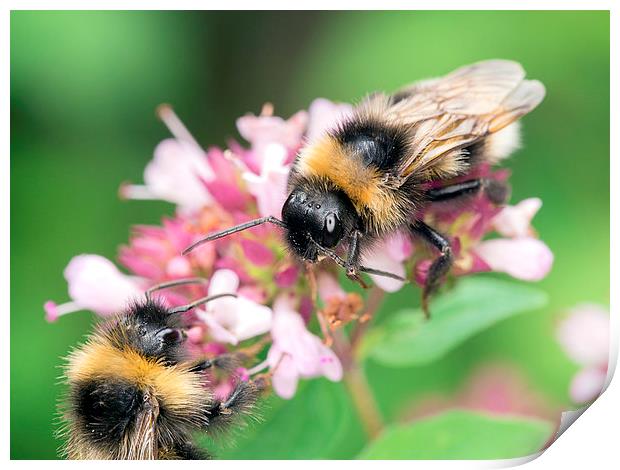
[46,99,553,399]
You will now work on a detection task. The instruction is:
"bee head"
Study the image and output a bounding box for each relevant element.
[114,300,187,361]
[282,186,358,262]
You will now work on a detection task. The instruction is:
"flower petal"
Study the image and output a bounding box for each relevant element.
[268,350,300,400]
[557,304,610,366]
[274,265,300,288]
[186,326,205,344]
[384,230,414,262]
[239,239,275,266]
[208,269,240,296]
[306,98,353,143]
[200,310,240,345]
[242,144,290,218]
[317,272,345,302]
[201,270,273,344]
[492,198,542,238]
[44,301,60,322]
[236,111,308,152]
[314,337,343,381]
[270,295,308,349]
[228,297,273,341]
[202,180,249,212]
[570,366,607,404]
[165,255,192,278]
[64,254,142,315]
[144,138,213,211]
[362,243,407,292]
[473,237,553,281]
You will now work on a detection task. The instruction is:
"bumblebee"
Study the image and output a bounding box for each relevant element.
[184,60,545,315]
[58,279,263,459]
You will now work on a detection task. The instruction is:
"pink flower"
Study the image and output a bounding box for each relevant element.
[120,105,215,213]
[266,294,343,399]
[119,217,212,280]
[44,254,143,321]
[242,143,290,218]
[317,272,346,303]
[306,98,354,143]
[274,265,300,289]
[465,197,551,281]
[236,108,307,169]
[412,172,552,286]
[363,230,413,292]
[239,239,276,266]
[196,269,272,345]
[557,304,610,403]
[201,148,252,212]
[492,198,542,238]
[144,139,213,211]
[473,237,554,281]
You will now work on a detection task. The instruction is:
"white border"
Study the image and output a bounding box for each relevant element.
[3,1,615,467]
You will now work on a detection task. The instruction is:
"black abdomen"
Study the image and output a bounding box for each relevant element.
[333,118,408,171]
[72,379,144,445]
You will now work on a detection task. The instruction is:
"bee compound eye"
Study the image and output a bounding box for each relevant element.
[156,328,184,345]
[325,213,336,233]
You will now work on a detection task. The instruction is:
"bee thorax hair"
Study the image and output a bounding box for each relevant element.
[291,135,418,235]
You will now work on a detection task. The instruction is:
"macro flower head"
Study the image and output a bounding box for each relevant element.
[46,98,553,399]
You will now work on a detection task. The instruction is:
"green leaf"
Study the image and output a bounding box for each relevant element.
[363,278,548,367]
[358,410,554,459]
[208,379,366,459]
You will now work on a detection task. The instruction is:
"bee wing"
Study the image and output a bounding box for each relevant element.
[120,399,160,460]
[383,60,545,179]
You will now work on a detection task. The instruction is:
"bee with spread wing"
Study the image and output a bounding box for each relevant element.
[184,60,545,316]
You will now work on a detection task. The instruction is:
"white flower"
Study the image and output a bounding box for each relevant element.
[45,254,143,321]
[197,269,273,345]
[266,294,343,399]
[474,237,554,281]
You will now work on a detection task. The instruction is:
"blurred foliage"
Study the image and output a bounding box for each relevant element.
[202,379,367,459]
[11,11,609,459]
[358,410,553,459]
[362,278,548,367]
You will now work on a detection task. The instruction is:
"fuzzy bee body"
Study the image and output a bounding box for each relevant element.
[185,60,545,315]
[59,298,260,460]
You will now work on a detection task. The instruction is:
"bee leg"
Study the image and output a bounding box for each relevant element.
[345,230,367,287]
[205,380,262,431]
[187,359,213,373]
[427,179,510,205]
[410,221,453,319]
[188,353,245,373]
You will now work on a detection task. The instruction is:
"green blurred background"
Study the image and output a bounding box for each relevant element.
[11,11,609,459]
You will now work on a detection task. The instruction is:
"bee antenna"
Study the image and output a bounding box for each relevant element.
[145,277,207,301]
[168,293,238,314]
[182,216,286,255]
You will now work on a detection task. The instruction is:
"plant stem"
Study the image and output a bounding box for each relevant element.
[350,286,385,350]
[343,362,384,439]
[332,286,387,440]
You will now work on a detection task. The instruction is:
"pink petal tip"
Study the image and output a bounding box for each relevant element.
[44,301,59,322]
